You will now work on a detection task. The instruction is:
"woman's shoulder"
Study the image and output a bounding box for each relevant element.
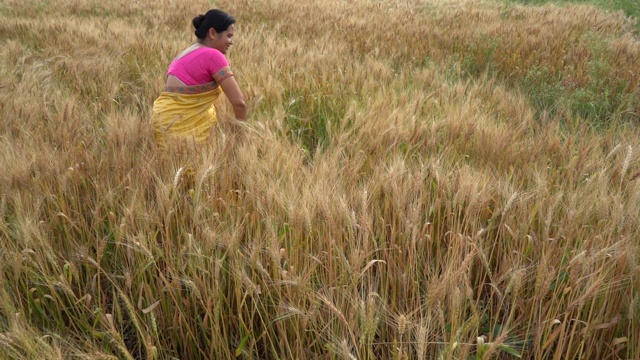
[173,45,225,63]
[198,48,229,70]
[199,47,227,60]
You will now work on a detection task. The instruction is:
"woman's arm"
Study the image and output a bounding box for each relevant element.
[220,76,247,121]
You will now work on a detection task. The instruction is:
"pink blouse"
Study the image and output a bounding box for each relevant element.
[167,47,233,86]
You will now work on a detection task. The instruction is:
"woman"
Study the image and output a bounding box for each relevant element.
[151,9,246,151]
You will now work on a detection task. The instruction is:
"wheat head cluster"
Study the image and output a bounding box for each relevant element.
[0,0,639,358]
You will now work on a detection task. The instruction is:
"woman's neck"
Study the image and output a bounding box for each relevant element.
[198,38,215,48]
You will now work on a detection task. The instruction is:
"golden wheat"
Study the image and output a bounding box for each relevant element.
[1,0,639,358]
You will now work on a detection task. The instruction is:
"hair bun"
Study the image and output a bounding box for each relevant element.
[192,14,205,29]
[192,9,235,40]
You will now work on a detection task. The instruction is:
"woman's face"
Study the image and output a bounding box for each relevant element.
[211,24,234,54]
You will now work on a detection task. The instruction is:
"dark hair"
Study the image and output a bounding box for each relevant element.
[192,9,235,39]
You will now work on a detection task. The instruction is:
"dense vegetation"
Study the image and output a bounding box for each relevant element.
[1,0,639,358]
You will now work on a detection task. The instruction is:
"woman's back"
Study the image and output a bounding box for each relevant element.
[167,46,230,86]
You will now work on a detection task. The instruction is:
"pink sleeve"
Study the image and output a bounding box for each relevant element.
[206,49,234,84]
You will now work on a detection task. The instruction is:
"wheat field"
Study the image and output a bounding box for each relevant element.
[1,0,639,358]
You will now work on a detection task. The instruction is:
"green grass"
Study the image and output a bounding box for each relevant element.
[504,0,640,28]
[450,3,640,126]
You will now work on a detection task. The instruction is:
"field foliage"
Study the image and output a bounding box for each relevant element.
[1,0,640,359]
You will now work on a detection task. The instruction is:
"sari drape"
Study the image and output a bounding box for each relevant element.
[151,84,222,151]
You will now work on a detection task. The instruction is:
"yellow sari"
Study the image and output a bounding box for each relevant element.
[151,82,222,152]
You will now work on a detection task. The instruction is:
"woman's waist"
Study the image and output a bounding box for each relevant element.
[163,81,220,94]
